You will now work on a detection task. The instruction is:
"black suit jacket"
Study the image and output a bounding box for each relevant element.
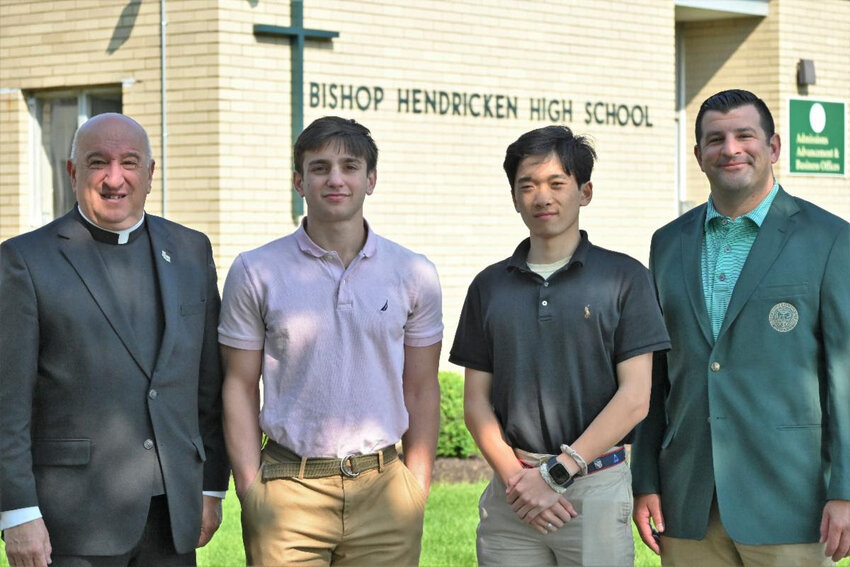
[0,210,229,555]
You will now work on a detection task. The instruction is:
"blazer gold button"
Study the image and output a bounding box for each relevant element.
[710,362,721,372]
[148,389,157,399]
[144,439,154,450]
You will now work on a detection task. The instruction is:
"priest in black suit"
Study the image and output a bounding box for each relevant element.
[0,113,229,566]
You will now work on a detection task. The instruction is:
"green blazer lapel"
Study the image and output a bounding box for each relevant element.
[56,213,151,377]
[717,188,798,340]
[680,206,714,346]
[147,216,179,373]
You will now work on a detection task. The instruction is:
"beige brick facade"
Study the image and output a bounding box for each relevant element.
[775,0,850,214]
[1,1,847,371]
[680,0,849,215]
[0,91,29,237]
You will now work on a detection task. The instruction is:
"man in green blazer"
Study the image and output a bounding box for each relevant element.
[631,89,850,565]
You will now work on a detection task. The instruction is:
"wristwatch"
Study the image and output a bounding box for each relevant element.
[546,456,572,485]
[541,456,574,491]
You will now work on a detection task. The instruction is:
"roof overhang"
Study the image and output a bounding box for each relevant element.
[675,0,769,22]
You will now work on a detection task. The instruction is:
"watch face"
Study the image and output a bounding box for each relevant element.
[547,457,570,485]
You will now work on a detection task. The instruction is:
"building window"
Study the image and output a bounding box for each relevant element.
[27,89,122,226]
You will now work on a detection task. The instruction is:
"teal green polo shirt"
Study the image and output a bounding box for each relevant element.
[701,181,779,339]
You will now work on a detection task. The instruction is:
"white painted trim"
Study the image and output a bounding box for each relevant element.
[675,0,768,17]
[26,97,44,229]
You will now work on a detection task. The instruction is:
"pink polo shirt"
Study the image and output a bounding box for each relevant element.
[218,221,443,458]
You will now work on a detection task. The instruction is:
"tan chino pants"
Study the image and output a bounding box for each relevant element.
[240,456,426,566]
[661,497,834,567]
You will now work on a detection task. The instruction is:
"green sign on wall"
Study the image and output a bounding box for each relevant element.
[789,98,845,176]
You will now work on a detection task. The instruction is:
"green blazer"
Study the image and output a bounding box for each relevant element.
[631,187,850,545]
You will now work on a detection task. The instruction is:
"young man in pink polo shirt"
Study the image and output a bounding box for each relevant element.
[218,116,442,566]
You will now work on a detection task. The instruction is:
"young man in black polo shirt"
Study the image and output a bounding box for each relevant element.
[450,126,670,566]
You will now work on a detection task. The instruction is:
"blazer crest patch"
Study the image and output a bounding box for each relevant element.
[768,302,798,332]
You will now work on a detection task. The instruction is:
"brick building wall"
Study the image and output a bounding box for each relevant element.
[286,1,677,371]
[680,0,849,215]
[1,0,846,371]
[776,0,849,214]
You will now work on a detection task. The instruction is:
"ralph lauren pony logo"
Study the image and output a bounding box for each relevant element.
[161,250,171,263]
[380,300,388,312]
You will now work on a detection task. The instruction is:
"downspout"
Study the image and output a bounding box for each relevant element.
[160,0,168,217]
[290,0,305,224]
[675,23,687,216]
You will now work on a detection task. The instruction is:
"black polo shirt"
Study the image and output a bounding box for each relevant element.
[450,231,670,454]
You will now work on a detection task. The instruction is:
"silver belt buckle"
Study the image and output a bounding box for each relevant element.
[340,454,360,478]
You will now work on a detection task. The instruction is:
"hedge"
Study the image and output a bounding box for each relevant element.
[437,371,479,458]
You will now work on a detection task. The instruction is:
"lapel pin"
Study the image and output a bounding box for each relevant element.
[161,250,171,263]
[584,305,591,319]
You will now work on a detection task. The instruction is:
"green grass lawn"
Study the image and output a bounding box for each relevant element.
[2,482,849,566]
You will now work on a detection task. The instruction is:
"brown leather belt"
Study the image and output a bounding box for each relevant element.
[261,440,398,480]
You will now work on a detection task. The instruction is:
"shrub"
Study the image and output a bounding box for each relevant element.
[437,371,479,458]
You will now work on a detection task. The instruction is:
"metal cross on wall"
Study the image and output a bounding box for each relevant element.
[254,0,339,223]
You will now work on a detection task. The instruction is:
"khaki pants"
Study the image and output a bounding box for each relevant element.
[661,498,833,567]
[477,462,634,566]
[240,457,426,566]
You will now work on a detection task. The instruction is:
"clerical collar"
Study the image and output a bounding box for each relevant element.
[76,205,146,245]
